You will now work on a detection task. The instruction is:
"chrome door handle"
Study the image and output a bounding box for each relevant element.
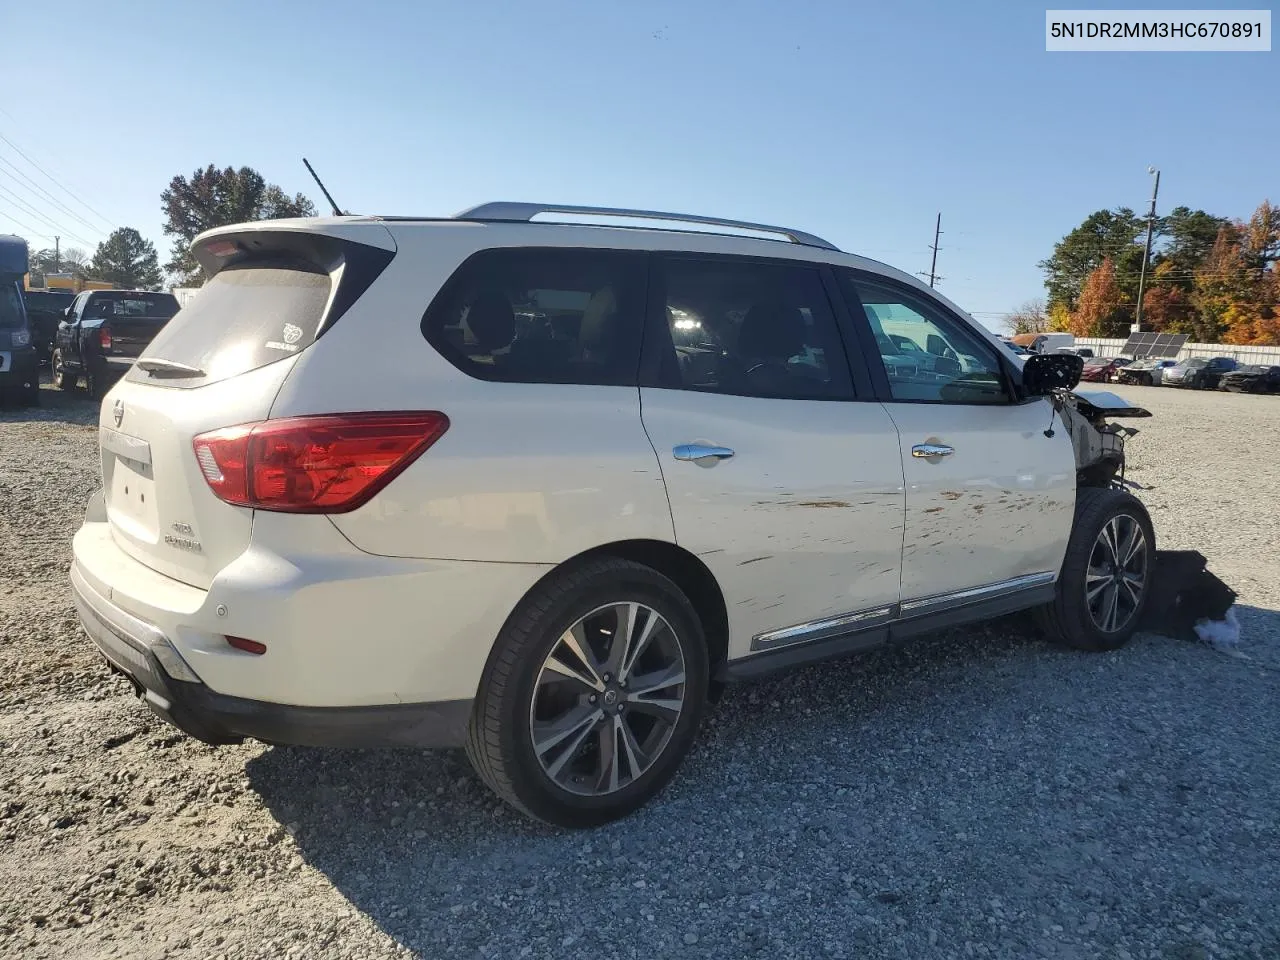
[673,443,735,462]
[911,443,954,458]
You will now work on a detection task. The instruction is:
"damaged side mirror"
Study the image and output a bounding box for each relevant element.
[1022,352,1083,396]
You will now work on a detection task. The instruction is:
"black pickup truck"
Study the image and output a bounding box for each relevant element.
[21,288,74,365]
[53,290,181,397]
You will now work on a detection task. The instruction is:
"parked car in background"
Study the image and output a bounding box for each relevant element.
[1218,364,1280,394]
[1,235,40,406]
[53,290,181,398]
[1117,358,1179,386]
[1057,347,1094,358]
[21,289,75,365]
[1107,357,1134,381]
[1079,357,1123,382]
[1163,356,1237,389]
[69,202,1157,826]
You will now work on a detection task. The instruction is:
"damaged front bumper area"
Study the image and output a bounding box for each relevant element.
[1058,389,1151,489]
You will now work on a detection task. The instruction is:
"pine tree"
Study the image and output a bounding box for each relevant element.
[90,228,163,290]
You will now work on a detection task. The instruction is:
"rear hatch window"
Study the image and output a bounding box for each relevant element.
[88,291,179,321]
[127,263,332,388]
[0,283,24,329]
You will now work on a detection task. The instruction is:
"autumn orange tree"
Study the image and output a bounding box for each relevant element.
[1034,199,1279,345]
[1070,258,1130,337]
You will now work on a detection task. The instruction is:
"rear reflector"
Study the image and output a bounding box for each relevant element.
[225,636,267,655]
[193,412,449,513]
[99,326,112,349]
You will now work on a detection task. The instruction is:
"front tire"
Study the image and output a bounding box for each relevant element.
[1036,488,1155,652]
[51,350,77,391]
[466,557,709,827]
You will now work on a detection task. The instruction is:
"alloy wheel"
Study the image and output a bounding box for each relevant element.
[1085,514,1148,633]
[529,602,687,797]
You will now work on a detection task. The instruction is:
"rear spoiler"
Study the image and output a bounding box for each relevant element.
[190,228,396,338]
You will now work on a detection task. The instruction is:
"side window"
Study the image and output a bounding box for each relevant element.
[655,257,852,400]
[69,294,87,320]
[843,276,1008,405]
[421,248,645,386]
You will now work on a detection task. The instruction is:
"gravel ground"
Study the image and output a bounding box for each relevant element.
[1,379,1278,960]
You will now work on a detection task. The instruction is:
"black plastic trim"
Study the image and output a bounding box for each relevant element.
[718,582,1055,682]
[77,583,473,749]
[889,584,1055,640]
[175,682,474,749]
[101,643,473,749]
[721,625,890,681]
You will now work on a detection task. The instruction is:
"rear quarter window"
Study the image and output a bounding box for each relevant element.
[420,248,647,386]
[128,263,332,388]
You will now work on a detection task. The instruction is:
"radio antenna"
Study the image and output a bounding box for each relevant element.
[302,158,343,216]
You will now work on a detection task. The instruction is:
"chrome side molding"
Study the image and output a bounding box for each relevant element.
[898,571,1057,617]
[748,572,1057,653]
[752,605,896,652]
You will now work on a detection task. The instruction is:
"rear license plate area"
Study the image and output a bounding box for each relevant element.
[108,455,160,539]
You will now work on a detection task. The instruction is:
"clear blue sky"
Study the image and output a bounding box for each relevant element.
[1,0,1274,329]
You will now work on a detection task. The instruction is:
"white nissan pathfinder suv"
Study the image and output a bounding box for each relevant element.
[71,203,1154,826]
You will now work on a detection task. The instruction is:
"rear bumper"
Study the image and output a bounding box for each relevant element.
[0,345,38,386]
[71,561,473,747]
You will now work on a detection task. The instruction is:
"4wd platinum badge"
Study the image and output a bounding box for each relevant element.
[165,522,202,553]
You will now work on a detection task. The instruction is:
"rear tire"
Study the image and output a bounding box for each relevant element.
[466,557,709,827]
[1036,488,1155,652]
[85,364,105,400]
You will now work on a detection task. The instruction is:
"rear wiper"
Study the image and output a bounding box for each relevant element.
[135,357,206,379]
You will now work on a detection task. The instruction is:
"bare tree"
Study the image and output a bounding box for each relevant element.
[1003,299,1049,335]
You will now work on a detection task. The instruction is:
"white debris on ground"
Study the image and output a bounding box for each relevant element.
[1194,606,1243,652]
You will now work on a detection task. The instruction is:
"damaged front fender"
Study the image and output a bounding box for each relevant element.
[1058,389,1152,489]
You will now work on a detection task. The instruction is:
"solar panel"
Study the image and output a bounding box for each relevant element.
[1119,332,1188,359]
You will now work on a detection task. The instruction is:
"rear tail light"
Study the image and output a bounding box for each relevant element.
[192,412,449,513]
[98,326,112,349]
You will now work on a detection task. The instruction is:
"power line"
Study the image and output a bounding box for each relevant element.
[0,129,115,231]
[0,181,96,246]
[0,153,108,235]
[0,210,54,241]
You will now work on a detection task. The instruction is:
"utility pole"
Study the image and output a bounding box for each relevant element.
[53,236,60,272]
[1134,168,1160,331]
[919,213,942,288]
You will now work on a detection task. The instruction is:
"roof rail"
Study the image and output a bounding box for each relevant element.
[454,202,840,252]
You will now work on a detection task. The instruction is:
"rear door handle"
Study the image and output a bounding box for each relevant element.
[911,443,954,459]
[673,443,735,462]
